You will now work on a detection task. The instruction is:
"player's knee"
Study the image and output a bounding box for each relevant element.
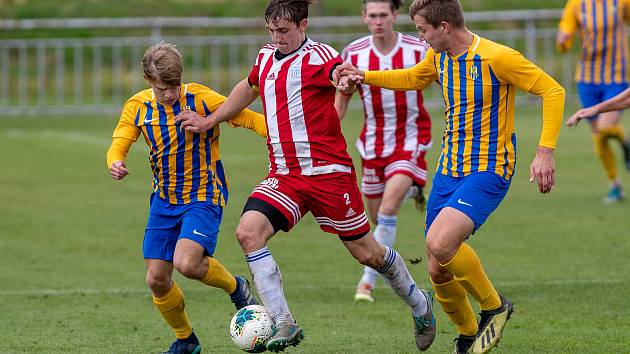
[425,234,453,264]
[146,271,170,292]
[173,257,199,279]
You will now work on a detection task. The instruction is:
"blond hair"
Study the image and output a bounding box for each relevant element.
[409,0,464,28]
[141,41,183,86]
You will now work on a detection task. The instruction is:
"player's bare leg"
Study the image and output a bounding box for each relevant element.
[426,208,512,354]
[344,233,436,350]
[146,259,201,354]
[591,113,626,202]
[355,174,413,302]
[236,211,304,352]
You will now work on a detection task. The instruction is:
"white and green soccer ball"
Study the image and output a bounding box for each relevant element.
[229,304,274,353]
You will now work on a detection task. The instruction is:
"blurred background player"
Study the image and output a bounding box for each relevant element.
[106,42,264,354]
[177,0,436,351]
[557,0,630,202]
[335,0,565,352]
[334,0,432,303]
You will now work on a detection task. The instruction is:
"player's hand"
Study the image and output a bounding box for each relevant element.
[566,106,597,127]
[555,31,572,53]
[110,160,129,180]
[529,146,555,194]
[333,62,364,91]
[175,110,215,133]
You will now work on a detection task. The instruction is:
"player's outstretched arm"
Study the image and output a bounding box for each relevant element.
[567,87,630,127]
[333,62,364,93]
[176,79,259,133]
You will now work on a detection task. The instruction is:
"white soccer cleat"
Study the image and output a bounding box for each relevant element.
[354,282,374,302]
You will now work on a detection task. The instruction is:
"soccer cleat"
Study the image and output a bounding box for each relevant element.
[354,282,374,302]
[622,139,630,170]
[413,289,437,351]
[472,294,514,354]
[229,276,258,310]
[161,332,201,354]
[603,185,624,204]
[453,334,476,354]
[266,321,304,352]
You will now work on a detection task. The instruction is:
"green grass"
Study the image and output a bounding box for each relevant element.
[1,104,630,353]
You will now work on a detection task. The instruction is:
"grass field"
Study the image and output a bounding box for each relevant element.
[1,104,630,353]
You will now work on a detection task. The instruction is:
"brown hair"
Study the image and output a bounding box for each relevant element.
[141,41,183,86]
[409,0,465,29]
[265,0,316,26]
[363,0,404,12]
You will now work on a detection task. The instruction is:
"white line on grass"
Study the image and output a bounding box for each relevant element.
[1,277,628,297]
[2,128,111,147]
[1,129,263,162]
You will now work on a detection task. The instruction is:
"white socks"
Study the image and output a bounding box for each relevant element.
[246,247,294,324]
[358,213,398,287]
[377,246,428,317]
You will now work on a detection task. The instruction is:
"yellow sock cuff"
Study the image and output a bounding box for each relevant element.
[201,257,237,294]
[593,133,618,180]
[153,281,184,310]
[440,243,501,311]
[152,282,192,339]
[600,125,627,141]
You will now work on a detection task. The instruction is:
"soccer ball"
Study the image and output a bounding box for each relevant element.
[229,304,274,353]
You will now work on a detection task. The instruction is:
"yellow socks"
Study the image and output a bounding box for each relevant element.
[600,124,627,143]
[440,243,501,311]
[201,256,237,294]
[593,131,618,181]
[432,277,478,336]
[152,281,193,339]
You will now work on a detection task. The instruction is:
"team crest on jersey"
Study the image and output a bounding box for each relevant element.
[261,178,279,189]
[288,69,301,79]
[469,65,479,80]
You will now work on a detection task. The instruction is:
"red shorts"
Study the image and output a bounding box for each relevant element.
[361,151,428,198]
[249,172,371,238]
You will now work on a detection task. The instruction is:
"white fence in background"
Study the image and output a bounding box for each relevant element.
[0,9,580,116]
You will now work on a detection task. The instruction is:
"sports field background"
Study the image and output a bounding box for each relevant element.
[1,104,629,353]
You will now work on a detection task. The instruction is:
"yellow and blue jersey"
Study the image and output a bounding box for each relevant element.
[108,83,267,206]
[364,34,564,180]
[559,0,630,84]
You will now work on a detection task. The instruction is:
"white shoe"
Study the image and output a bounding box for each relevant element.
[354,283,374,302]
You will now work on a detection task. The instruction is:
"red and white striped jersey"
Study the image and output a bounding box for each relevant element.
[248,38,354,176]
[342,33,432,160]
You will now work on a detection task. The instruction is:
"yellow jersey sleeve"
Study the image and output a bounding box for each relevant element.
[107,99,142,168]
[106,137,134,168]
[492,49,565,149]
[558,0,580,35]
[363,48,437,91]
[227,110,268,138]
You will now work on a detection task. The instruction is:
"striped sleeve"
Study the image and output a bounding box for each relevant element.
[107,98,142,168]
